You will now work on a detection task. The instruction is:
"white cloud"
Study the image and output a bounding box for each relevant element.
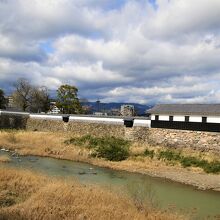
[143,0,220,39]
[0,0,220,104]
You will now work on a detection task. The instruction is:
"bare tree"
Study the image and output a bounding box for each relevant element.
[30,86,50,113]
[12,78,50,112]
[12,78,32,111]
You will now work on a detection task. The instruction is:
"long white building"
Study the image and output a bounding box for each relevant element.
[148,104,220,132]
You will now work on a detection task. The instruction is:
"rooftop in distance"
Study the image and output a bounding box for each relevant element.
[147,104,220,116]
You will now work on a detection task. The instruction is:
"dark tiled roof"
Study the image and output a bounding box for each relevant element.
[147,104,220,116]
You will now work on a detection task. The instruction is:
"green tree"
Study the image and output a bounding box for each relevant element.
[56,84,82,114]
[0,89,6,109]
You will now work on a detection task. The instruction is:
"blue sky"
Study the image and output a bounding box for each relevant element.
[0,0,220,104]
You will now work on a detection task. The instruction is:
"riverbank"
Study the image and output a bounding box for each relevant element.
[0,130,220,191]
[0,168,185,220]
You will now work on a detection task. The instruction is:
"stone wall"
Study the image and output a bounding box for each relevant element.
[27,118,125,137]
[26,119,64,132]
[0,113,28,129]
[147,128,220,152]
[67,121,125,138]
[26,118,148,140]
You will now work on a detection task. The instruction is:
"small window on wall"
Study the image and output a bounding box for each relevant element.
[185,116,189,122]
[155,115,159,121]
[169,116,173,121]
[202,117,207,123]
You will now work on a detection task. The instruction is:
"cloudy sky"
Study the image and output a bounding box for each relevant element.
[0,0,220,104]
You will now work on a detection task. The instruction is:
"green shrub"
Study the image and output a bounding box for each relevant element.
[66,135,130,161]
[158,150,181,161]
[180,156,206,168]
[158,150,220,174]
[144,149,155,159]
[65,135,99,149]
[93,144,130,161]
[92,136,130,161]
[202,161,220,174]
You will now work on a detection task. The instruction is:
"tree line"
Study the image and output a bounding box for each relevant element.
[0,78,83,114]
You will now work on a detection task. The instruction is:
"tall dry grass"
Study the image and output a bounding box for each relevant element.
[0,168,185,220]
[0,130,90,161]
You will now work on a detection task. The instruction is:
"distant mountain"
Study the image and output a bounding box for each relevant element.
[81,102,153,116]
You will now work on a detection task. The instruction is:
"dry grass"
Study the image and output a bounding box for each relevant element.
[0,130,90,161]
[0,168,185,220]
[0,155,11,163]
[0,130,219,175]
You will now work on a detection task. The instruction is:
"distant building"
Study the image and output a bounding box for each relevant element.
[93,112,108,116]
[48,102,61,114]
[120,105,135,117]
[110,108,121,116]
[5,96,16,109]
[7,96,14,108]
[148,104,220,132]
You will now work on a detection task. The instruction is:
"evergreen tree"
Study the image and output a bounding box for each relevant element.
[56,84,82,114]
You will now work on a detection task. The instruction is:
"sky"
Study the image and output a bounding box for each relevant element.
[0,0,220,104]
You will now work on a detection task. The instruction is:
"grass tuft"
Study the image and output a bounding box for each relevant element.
[144,149,155,159]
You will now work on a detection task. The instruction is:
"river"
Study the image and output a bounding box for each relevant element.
[0,150,220,219]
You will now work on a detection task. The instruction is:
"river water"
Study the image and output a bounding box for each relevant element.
[0,150,220,219]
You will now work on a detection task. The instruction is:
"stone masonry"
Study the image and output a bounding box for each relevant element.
[147,128,220,152]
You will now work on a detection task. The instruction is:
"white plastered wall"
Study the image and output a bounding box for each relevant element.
[207,116,220,123]
[30,114,62,120]
[189,116,202,123]
[173,115,185,122]
[69,116,124,124]
[133,119,151,127]
[151,115,155,120]
[159,115,169,121]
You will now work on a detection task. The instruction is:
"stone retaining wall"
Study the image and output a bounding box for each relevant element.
[26,119,125,136]
[26,119,64,132]
[147,128,220,152]
[0,113,28,129]
[26,118,149,141]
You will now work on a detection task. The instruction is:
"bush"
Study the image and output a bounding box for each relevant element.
[144,149,155,159]
[92,136,130,161]
[180,156,206,168]
[65,135,99,149]
[157,150,220,174]
[201,161,220,174]
[158,150,181,161]
[94,144,130,161]
[66,135,130,161]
